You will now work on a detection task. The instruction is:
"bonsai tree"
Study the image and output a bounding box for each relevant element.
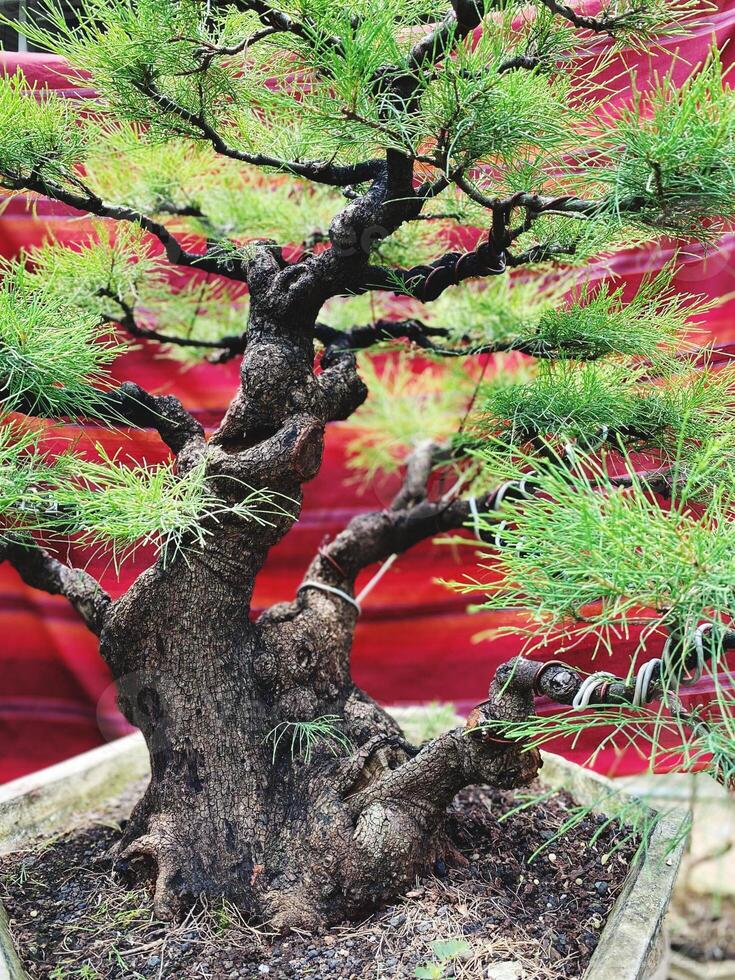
[1,0,735,931]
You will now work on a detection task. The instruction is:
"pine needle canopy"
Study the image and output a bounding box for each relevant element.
[0,0,732,246]
[605,53,735,235]
[1,0,735,790]
[0,264,126,419]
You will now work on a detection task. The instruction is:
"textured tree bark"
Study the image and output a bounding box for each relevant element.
[101,542,540,930]
[91,270,542,931]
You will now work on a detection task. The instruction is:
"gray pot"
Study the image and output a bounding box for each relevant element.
[0,733,687,980]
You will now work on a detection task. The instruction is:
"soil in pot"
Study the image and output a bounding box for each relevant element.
[0,778,638,980]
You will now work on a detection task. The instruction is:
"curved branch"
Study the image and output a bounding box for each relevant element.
[357,189,582,300]
[101,291,247,361]
[316,348,369,422]
[207,412,324,485]
[2,540,111,635]
[314,318,451,353]
[322,493,489,580]
[185,26,281,73]
[343,620,735,824]
[345,693,541,837]
[499,627,735,714]
[210,0,344,56]
[5,174,249,281]
[135,80,381,188]
[296,483,503,627]
[99,383,206,461]
[314,317,566,359]
[297,428,686,617]
[468,650,735,789]
[322,6,492,267]
[8,381,205,462]
[537,0,650,33]
[360,5,488,243]
[153,202,206,218]
[345,622,735,824]
[506,242,578,267]
[346,725,541,821]
[390,438,449,510]
[363,239,506,301]
[409,5,483,71]
[498,53,542,73]
[454,181,647,225]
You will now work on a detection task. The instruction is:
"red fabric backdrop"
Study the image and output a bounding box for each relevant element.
[3,13,735,781]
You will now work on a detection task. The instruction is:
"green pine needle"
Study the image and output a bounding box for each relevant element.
[534,265,705,361]
[47,450,292,570]
[0,71,87,186]
[604,52,735,236]
[0,265,127,419]
[347,354,474,481]
[463,358,735,452]
[453,448,735,665]
[0,442,294,570]
[267,715,353,764]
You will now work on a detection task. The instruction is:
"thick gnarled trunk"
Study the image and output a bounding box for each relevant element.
[88,270,542,931]
[99,528,540,930]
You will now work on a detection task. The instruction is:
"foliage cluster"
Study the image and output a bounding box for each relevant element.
[0,0,734,791]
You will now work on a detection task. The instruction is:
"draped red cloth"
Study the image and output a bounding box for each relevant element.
[3,12,735,780]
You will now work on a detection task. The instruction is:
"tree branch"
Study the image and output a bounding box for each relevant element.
[408,5,483,72]
[350,184,611,301]
[209,0,344,54]
[454,181,649,225]
[135,79,382,189]
[101,290,246,361]
[2,540,111,635]
[537,0,648,34]
[185,26,281,73]
[322,5,492,273]
[497,52,543,74]
[295,442,681,619]
[608,467,675,496]
[362,239,507,301]
[314,318,452,353]
[349,619,735,821]
[153,202,206,218]
[295,474,504,622]
[487,635,735,720]
[319,490,492,582]
[390,438,450,510]
[314,317,567,359]
[346,621,735,824]
[102,303,566,372]
[98,383,207,461]
[207,412,324,485]
[365,5,488,243]
[5,173,249,281]
[8,380,205,463]
[345,724,541,823]
[316,347,369,422]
